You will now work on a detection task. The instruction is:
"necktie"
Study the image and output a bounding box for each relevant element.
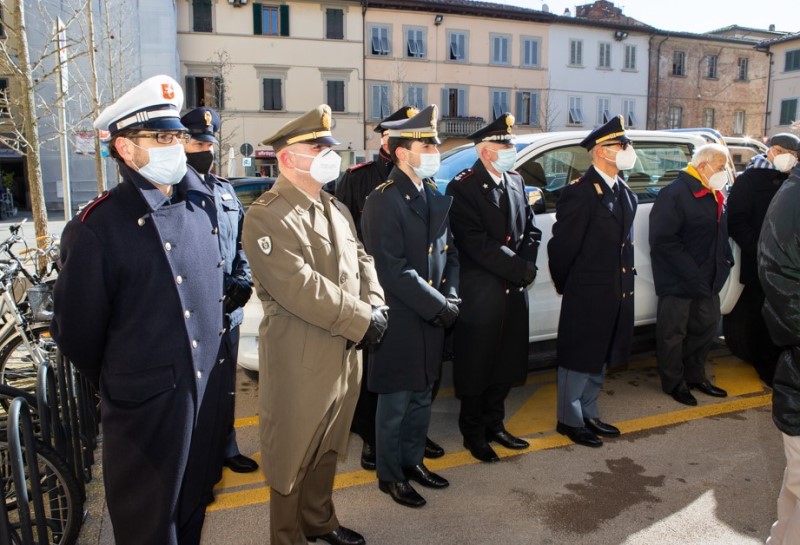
[612,183,620,200]
[312,201,330,236]
[419,186,427,203]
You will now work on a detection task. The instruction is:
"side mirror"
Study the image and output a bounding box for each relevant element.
[527,187,546,214]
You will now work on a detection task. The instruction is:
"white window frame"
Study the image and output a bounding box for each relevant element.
[706,55,718,79]
[703,107,715,128]
[568,96,583,125]
[516,90,540,126]
[368,24,391,56]
[668,106,682,129]
[569,39,583,66]
[623,99,636,127]
[597,97,610,124]
[733,110,745,134]
[598,42,611,69]
[490,33,511,66]
[404,26,426,59]
[623,44,636,70]
[369,82,390,120]
[737,57,749,81]
[521,36,541,68]
[448,30,469,63]
[320,68,350,113]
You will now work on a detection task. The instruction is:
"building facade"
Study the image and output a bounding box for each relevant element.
[760,32,800,137]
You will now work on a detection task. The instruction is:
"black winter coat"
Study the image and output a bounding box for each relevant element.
[51,164,224,545]
[547,166,637,373]
[649,169,733,298]
[758,167,800,436]
[336,148,393,240]
[727,166,787,286]
[446,161,541,396]
[361,167,459,393]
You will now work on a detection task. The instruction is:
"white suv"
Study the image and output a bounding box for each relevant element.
[237,129,743,371]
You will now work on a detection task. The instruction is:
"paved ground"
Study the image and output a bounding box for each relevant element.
[76,348,784,544]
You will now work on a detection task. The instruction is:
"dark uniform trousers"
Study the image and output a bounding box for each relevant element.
[459,383,512,442]
[207,325,239,492]
[376,386,433,481]
[270,404,339,545]
[656,294,720,393]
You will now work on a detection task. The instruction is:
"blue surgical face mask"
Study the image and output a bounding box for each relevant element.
[491,147,517,173]
[406,150,440,179]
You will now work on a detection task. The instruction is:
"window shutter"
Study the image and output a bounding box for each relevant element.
[531,93,539,125]
[253,3,262,35]
[440,88,450,117]
[457,89,466,116]
[185,76,196,108]
[274,79,282,110]
[279,5,289,36]
[214,77,224,110]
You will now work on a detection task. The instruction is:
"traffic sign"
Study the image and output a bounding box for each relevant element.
[240,143,254,157]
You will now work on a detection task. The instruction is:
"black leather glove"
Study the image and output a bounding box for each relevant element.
[224,277,253,313]
[522,261,537,287]
[431,297,460,328]
[360,305,389,346]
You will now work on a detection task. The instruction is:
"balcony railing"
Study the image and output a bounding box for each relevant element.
[439,116,485,137]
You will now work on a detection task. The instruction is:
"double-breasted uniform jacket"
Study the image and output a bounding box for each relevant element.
[446,160,541,396]
[335,147,393,241]
[51,163,224,545]
[728,163,788,287]
[241,175,384,495]
[361,167,460,393]
[548,165,638,374]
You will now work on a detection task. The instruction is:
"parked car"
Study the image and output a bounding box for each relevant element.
[237,129,744,371]
[229,176,276,207]
[723,136,768,174]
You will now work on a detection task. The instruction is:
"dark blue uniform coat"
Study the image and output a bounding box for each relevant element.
[361,167,459,393]
[446,161,541,396]
[51,164,224,545]
[548,166,637,374]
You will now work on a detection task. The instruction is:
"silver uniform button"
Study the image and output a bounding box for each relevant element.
[165,242,172,251]
[176,275,183,285]
[505,289,510,294]
[201,201,206,208]
[212,227,218,235]
[137,218,145,227]
[184,310,191,319]
[192,339,198,348]
[196,370,202,379]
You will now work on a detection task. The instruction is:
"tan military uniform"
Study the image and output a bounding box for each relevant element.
[242,174,383,539]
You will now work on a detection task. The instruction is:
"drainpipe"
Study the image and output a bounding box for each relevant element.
[362,1,368,155]
[763,49,773,137]
[651,34,669,129]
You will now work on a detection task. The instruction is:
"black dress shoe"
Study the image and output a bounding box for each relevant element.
[486,430,529,450]
[402,464,449,489]
[378,480,426,508]
[556,422,603,448]
[688,380,728,398]
[670,382,698,406]
[307,526,366,545]
[583,418,620,437]
[223,454,259,473]
[360,442,376,471]
[463,439,500,462]
[424,437,444,459]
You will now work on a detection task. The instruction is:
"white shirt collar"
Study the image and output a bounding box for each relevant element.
[595,167,618,190]
[488,169,504,187]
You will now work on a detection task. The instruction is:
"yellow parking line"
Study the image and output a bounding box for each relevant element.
[710,353,764,397]
[505,382,557,437]
[208,391,772,513]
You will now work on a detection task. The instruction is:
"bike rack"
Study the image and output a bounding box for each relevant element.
[8,397,51,545]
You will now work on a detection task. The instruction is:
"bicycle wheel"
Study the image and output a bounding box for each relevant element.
[0,434,83,544]
[0,324,52,395]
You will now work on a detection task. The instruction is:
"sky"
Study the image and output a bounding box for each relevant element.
[502,0,796,35]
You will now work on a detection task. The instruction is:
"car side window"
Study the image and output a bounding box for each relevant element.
[517,144,590,213]
[234,183,267,207]
[623,142,694,203]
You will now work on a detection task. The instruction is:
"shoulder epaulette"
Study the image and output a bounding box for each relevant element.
[252,191,279,207]
[375,180,395,193]
[425,180,438,192]
[453,168,474,183]
[568,177,584,186]
[80,191,111,223]
[347,161,375,173]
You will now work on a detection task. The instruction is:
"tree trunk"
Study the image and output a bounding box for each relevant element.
[86,0,106,194]
[14,0,49,247]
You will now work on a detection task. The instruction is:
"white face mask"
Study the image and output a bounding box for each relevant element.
[607,146,637,171]
[131,142,187,186]
[705,168,729,191]
[292,149,342,184]
[406,150,440,179]
[773,153,798,173]
[491,147,517,173]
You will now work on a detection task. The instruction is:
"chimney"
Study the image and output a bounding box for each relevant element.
[769,24,776,31]
[564,7,571,16]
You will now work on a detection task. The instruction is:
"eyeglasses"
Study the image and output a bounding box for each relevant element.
[601,141,630,151]
[128,132,189,145]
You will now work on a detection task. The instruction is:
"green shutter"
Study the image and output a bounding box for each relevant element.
[185,76,196,108]
[279,5,289,37]
[253,3,262,35]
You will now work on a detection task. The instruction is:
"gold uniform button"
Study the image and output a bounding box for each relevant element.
[428,246,433,255]
[137,218,145,227]
[622,267,626,273]
[442,278,447,284]
[444,244,449,251]
[428,280,433,286]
